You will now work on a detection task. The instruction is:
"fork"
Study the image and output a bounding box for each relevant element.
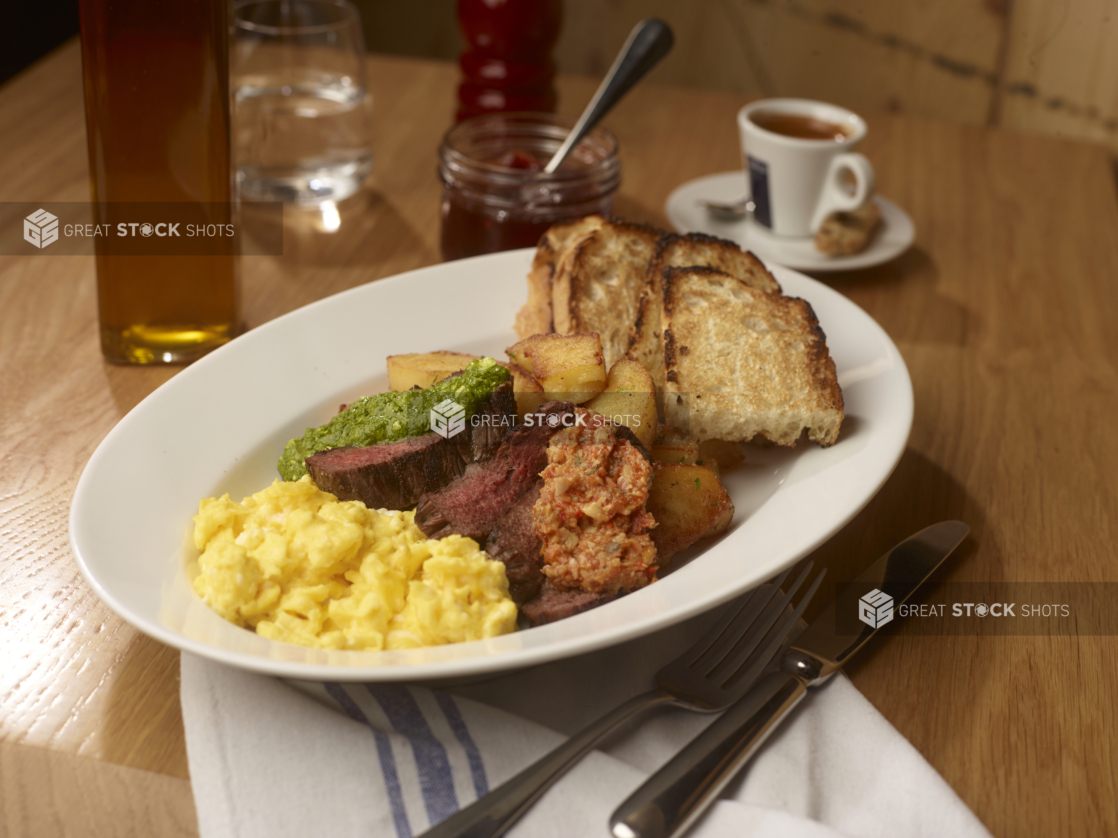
[420,562,825,838]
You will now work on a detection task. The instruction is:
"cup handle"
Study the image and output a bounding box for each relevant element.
[810,152,874,233]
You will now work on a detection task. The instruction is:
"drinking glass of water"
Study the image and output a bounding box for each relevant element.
[233,0,372,205]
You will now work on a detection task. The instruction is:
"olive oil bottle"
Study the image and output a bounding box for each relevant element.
[78,0,241,364]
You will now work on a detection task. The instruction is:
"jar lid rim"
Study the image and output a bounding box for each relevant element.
[440,112,619,185]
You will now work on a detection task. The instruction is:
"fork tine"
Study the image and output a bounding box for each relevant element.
[705,561,816,681]
[722,566,826,690]
[682,566,795,671]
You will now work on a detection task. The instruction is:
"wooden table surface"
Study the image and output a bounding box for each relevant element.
[2,40,1116,838]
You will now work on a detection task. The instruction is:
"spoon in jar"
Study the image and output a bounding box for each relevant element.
[543,18,674,174]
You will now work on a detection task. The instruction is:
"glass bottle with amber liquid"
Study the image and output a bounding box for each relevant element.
[78,0,241,364]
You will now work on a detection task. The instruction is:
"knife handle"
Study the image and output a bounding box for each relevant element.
[610,671,807,838]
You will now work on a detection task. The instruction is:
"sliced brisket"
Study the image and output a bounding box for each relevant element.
[485,482,545,604]
[414,401,575,540]
[305,381,516,510]
[519,581,618,627]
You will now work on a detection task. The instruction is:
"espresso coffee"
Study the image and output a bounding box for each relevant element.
[750,110,851,142]
[738,99,872,236]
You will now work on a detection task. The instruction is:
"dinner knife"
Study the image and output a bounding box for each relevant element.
[610,520,970,838]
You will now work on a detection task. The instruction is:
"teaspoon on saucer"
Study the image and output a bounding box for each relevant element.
[698,196,754,221]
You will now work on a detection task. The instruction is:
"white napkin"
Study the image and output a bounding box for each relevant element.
[182,610,992,838]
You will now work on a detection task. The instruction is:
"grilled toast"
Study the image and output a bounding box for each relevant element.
[627,233,782,389]
[660,266,843,446]
[514,215,605,339]
[549,218,662,368]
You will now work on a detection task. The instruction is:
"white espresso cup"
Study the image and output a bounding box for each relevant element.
[738,98,874,238]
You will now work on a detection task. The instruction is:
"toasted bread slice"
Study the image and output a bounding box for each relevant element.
[551,218,662,368]
[514,215,605,339]
[661,266,843,446]
[627,233,782,389]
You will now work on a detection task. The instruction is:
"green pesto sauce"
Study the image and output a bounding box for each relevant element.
[278,358,511,481]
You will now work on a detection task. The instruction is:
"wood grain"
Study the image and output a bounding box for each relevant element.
[0,42,188,786]
[348,0,1118,152]
[802,119,1118,838]
[2,38,1117,838]
[557,0,1005,125]
[0,740,196,838]
[997,0,1118,145]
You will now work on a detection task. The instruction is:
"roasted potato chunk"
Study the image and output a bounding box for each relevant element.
[505,334,549,375]
[655,426,690,446]
[509,363,547,418]
[648,464,734,564]
[585,359,658,449]
[697,439,744,472]
[651,426,700,466]
[387,351,479,391]
[522,333,607,404]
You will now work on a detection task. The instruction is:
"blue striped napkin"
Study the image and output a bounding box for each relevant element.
[182,611,992,838]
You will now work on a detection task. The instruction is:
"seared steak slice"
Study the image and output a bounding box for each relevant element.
[306,433,466,510]
[306,381,517,510]
[414,401,575,540]
[520,581,618,627]
[458,381,517,461]
[485,482,544,604]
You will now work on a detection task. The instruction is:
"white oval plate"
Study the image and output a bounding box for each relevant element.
[69,248,912,681]
[667,171,915,272]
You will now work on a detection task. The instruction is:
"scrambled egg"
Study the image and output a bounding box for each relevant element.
[191,476,518,651]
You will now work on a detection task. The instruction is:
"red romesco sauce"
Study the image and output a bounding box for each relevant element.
[532,411,657,595]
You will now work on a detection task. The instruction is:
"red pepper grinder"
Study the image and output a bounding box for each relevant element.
[456,0,563,121]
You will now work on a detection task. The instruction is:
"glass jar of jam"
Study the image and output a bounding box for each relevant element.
[438,112,621,262]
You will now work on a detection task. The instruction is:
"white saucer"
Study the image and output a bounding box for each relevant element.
[666,171,915,272]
